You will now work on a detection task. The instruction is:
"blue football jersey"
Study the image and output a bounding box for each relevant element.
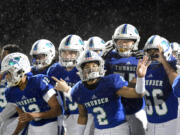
[145,61,178,123]
[172,75,180,97]
[47,62,80,115]
[71,74,128,129]
[105,51,144,114]
[5,74,57,126]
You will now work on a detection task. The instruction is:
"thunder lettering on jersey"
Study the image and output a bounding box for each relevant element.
[105,51,144,114]
[145,60,178,123]
[5,74,57,126]
[47,63,80,115]
[71,74,128,129]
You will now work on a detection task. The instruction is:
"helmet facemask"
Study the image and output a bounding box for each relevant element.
[3,64,25,87]
[114,39,136,57]
[59,49,80,67]
[80,61,104,81]
[32,54,51,70]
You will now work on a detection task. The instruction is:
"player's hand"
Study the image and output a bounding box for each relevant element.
[131,50,144,59]
[102,40,115,59]
[52,76,70,93]
[136,55,151,78]
[18,112,34,123]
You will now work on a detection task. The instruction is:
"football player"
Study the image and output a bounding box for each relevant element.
[0,44,26,135]
[30,39,56,74]
[70,50,149,135]
[1,52,61,135]
[143,35,179,135]
[48,35,94,135]
[105,24,147,135]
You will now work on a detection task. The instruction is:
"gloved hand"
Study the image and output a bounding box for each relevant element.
[102,40,115,59]
[131,50,144,59]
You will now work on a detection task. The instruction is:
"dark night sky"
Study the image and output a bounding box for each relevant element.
[0,0,180,54]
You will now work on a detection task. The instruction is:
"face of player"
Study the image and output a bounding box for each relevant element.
[172,51,178,59]
[60,50,78,60]
[83,62,99,74]
[115,39,135,53]
[146,49,159,61]
[82,62,100,84]
[33,54,46,61]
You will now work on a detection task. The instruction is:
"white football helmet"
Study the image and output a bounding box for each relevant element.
[58,35,84,67]
[86,36,106,56]
[30,39,55,70]
[171,42,180,52]
[170,42,180,59]
[112,24,140,57]
[1,53,31,87]
[176,50,180,74]
[144,35,172,61]
[76,50,105,81]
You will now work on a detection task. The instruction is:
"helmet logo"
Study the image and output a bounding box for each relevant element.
[46,43,53,48]
[134,28,139,34]
[79,39,84,45]
[101,40,105,44]
[8,57,20,66]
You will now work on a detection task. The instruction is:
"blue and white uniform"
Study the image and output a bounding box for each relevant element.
[71,74,130,135]
[145,60,179,135]
[47,62,94,135]
[105,51,146,134]
[5,74,58,135]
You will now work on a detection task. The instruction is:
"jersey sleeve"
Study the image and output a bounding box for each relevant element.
[172,75,180,97]
[111,74,128,92]
[39,75,56,102]
[47,63,60,86]
[71,81,83,104]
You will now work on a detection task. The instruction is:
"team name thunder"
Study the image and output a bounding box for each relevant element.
[85,98,109,108]
[16,98,37,106]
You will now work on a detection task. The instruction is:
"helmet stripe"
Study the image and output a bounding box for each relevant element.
[65,35,72,46]
[149,35,156,44]
[89,38,94,47]
[122,24,127,34]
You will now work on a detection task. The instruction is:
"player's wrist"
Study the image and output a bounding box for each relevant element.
[135,77,145,94]
[64,86,71,93]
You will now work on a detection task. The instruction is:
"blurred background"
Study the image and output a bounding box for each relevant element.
[0,0,180,54]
